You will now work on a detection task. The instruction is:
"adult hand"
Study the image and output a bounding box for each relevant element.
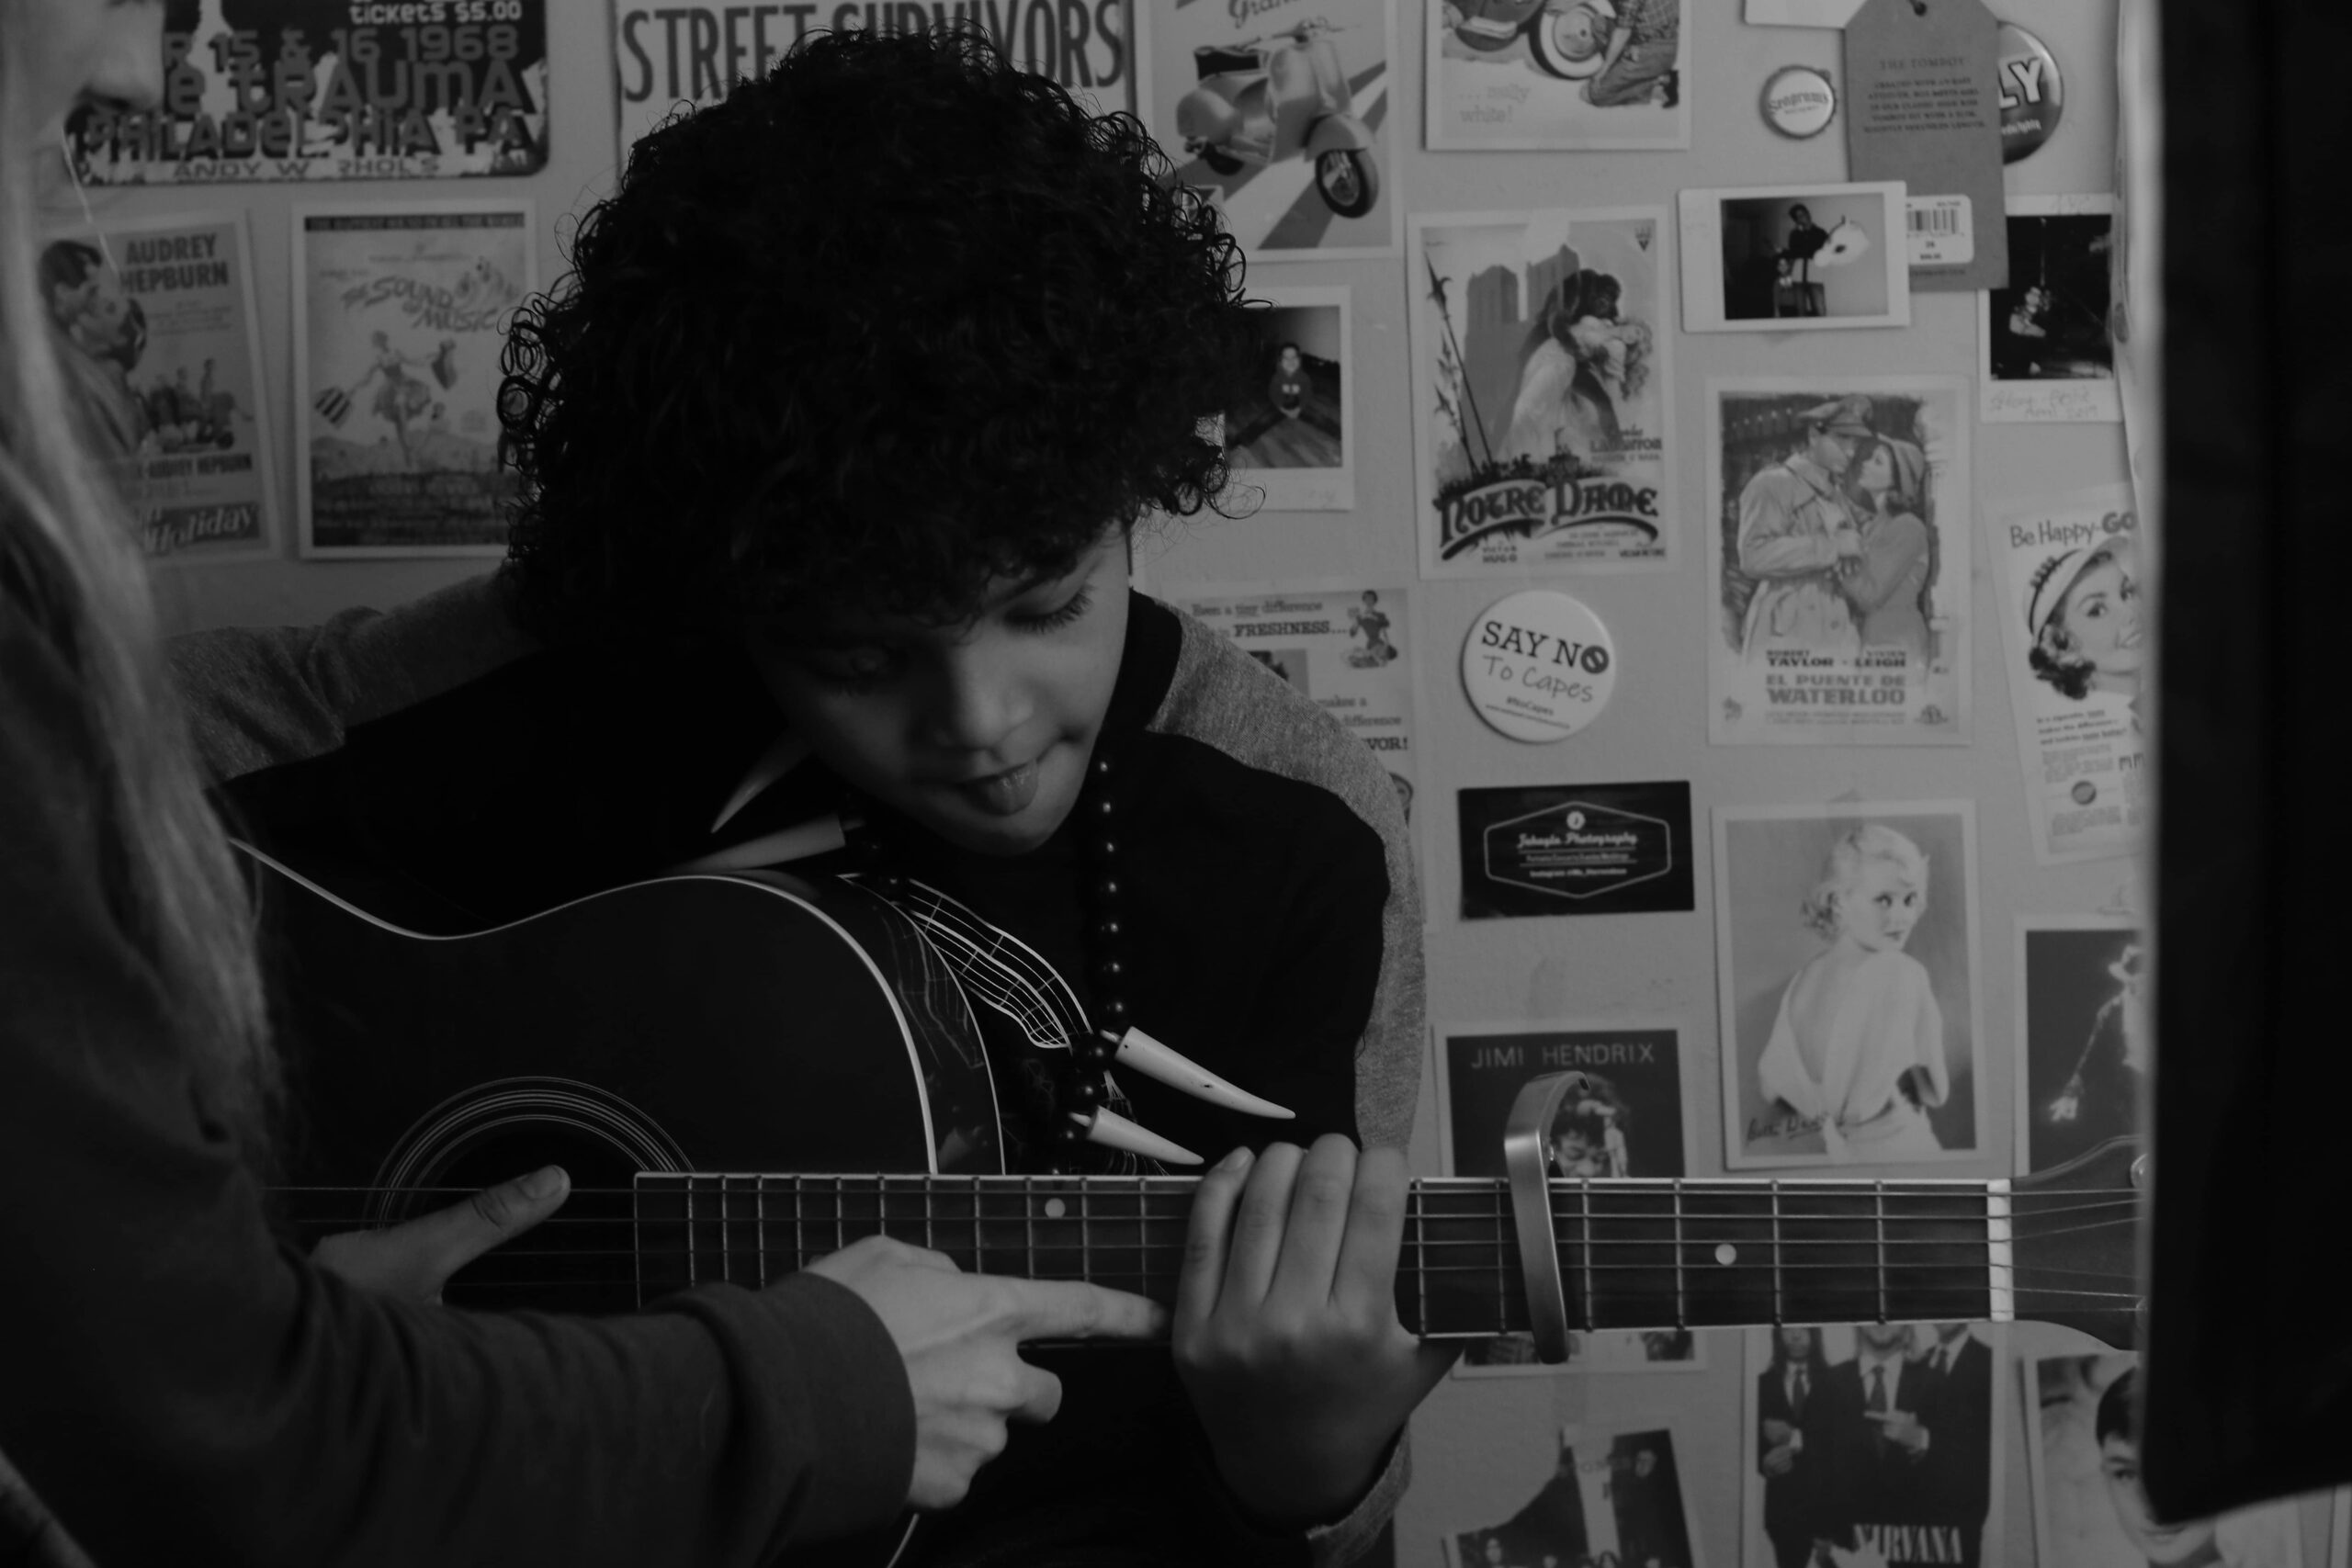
[808,1236,1166,1512]
[311,1165,570,1305]
[1762,1442,1796,1478]
[1866,1407,1929,1456]
[1761,1417,1793,1447]
[1174,1135,1459,1529]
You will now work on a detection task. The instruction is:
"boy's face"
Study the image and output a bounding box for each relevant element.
[1278,346,1301,373]
[2100,1434,2219,1565]
[742,529,1129,856]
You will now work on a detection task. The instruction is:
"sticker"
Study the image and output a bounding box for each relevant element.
[1462,588,1617,742]
[1457,782,1693,919]
[1905,195,1975,266]
[1996,22,2064,163]
[1761,66,1837,139]
[1844,0,2009,292]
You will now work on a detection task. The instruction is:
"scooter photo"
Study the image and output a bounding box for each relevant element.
[1440,0,1613,83]
[1174,17,1381,220]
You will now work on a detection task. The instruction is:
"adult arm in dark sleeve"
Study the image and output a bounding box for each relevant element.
[1,625,911,1567]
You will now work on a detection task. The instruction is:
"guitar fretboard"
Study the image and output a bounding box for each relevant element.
[634,1173,2005,1336]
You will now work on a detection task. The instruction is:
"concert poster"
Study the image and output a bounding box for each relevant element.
[1169,582,1419,826]
[1408,209,1676,577]
[1984,486,2144,864]
[1442,1427,1700,1568]
[64,1,548,185]
[613,0,1136,161]
[1456,781,1693,919]
[2015,916,2144,1177]
[1980,197,2120,424]
[1423,0,1689,152]
[1224,284,1354,512]
[38,210,277,559]
[1741,1323,2006,1568]
[2027,1353,2306,1568]
[292,202,536,557]
[1713,800,1984,1170]
[1707,378,1971,747]
[1134,0,1399,261]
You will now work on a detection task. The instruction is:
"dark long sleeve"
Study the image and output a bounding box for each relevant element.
[0,622,913,1565]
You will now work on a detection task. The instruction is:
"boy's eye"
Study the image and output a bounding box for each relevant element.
[1011,584,1093,632]
[799,645,898,686]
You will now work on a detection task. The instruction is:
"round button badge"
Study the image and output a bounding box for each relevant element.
[1462,589,1617,743]
[1761,65,1837,140]
[1996,22,2063,163]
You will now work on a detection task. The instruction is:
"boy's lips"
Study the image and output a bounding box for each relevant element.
[953,759,1041,818]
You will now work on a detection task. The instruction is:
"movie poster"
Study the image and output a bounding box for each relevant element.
[1985,486,2145,864]
[1714,800,1984,1169]
[1170,582,1419,824]
[292,202,535,557]
[2015,916,2144,1177]
[39,212,277,559]
[1410,209,1675,577]
[1443,1427,1700,1568]
[1707,378,1971,747]
[613,0,1136,160]
[1223,284,1354,511]
[2028,1354,2304,1568]
[1424,0,1689,152]
[65,1,549,185]
[1136,0,1400,261]
[1742,1323,2004,1568]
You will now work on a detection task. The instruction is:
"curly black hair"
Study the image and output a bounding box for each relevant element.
[498,26,1257,643]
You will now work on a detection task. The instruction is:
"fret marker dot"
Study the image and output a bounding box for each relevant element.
[1714,1243,1737,1266]
[1044,1198,1067,1219]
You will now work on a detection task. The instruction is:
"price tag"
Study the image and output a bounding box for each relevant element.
[1844,0,2008,292]
[1905,194,1975,265]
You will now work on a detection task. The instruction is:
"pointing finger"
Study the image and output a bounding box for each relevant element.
[1001,1278,1169,1343]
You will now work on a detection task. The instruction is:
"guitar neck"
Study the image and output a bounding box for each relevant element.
[634,1172,2010,1337]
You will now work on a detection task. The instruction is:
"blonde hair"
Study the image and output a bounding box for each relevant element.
[1,21,275,1154]
[1800,822,1928,941]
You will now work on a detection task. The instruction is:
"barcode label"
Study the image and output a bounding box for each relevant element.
[1905,196,1974,266]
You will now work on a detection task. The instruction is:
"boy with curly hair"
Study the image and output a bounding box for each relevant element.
[178,26,1440,1565]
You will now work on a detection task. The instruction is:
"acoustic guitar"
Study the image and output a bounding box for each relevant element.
[246,846,2141,1561]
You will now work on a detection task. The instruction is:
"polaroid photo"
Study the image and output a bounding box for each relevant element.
[1981,197,2121,423]
[1224,286,1355,511]
[1442,1426,1702,1568]
[1426,0,1690,152]
[2027,1353,2306,1568]
[2015,916,2144,1179]
[1679,183,1910,333]
[1743,1323,2006,1568]
[1455,1328,1705,1380]
[1714,800,1985,1169]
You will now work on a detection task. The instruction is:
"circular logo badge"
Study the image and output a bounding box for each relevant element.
[2071,779,2098,806]
[1996,23,2063,163]
[1462,589,1617,743]
[1761,65,1837,139]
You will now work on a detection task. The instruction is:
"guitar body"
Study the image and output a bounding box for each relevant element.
[247,848,1002,1565]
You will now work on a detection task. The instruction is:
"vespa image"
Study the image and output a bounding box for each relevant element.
[1175,18,1381,220]
[1441,0,1614,82]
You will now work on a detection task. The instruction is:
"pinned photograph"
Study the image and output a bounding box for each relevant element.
[1426,0,1689,152]
[1981,197,2120,423]
[1456,1327,1703,1378]
[1434,1022,1686,1180]
[1457,782,1693,919]
[1707,378,1971,747]
[2028,1354,2304,1568]
[1985,487,2145,864]
[1714,801,1984,1169]
[1443,1427,1700,1568]
[1742,1323,2004,1568]
[1410,209,1675,576]
[1223,286,1354,510]
[293,203,537,557]
[1679,184,1909,333]
[38,211,277,559]
[2016,917,2145,1177]
[1170,582,1419,824]
[1136,0,1399,260]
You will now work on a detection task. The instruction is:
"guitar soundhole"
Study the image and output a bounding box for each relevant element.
[369,1078,692,1317]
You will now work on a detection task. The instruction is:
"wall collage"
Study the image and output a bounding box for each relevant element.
[30,0,2334,1564]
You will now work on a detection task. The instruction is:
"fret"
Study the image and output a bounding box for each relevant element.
[924,1179,934,1256]
[834,1175,845,1258]
[1491,1183,1507,1335]
[1874,1181,1888,1324]
[972,1187,984,1275]
[719,1177,733,1285]
[1412,1184,1429,1339]
[686,1176,699,1286]
[756,1179,769,1287]
[1770,1181,1784,1324]
[1079,1175,1091,1286]
[1577,1180,1593,1332]
[793,1179,805,1273]
[1024,1176,1038,1278]
[1986,1180,2015,1323]
[1671,1183,1686,1329]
